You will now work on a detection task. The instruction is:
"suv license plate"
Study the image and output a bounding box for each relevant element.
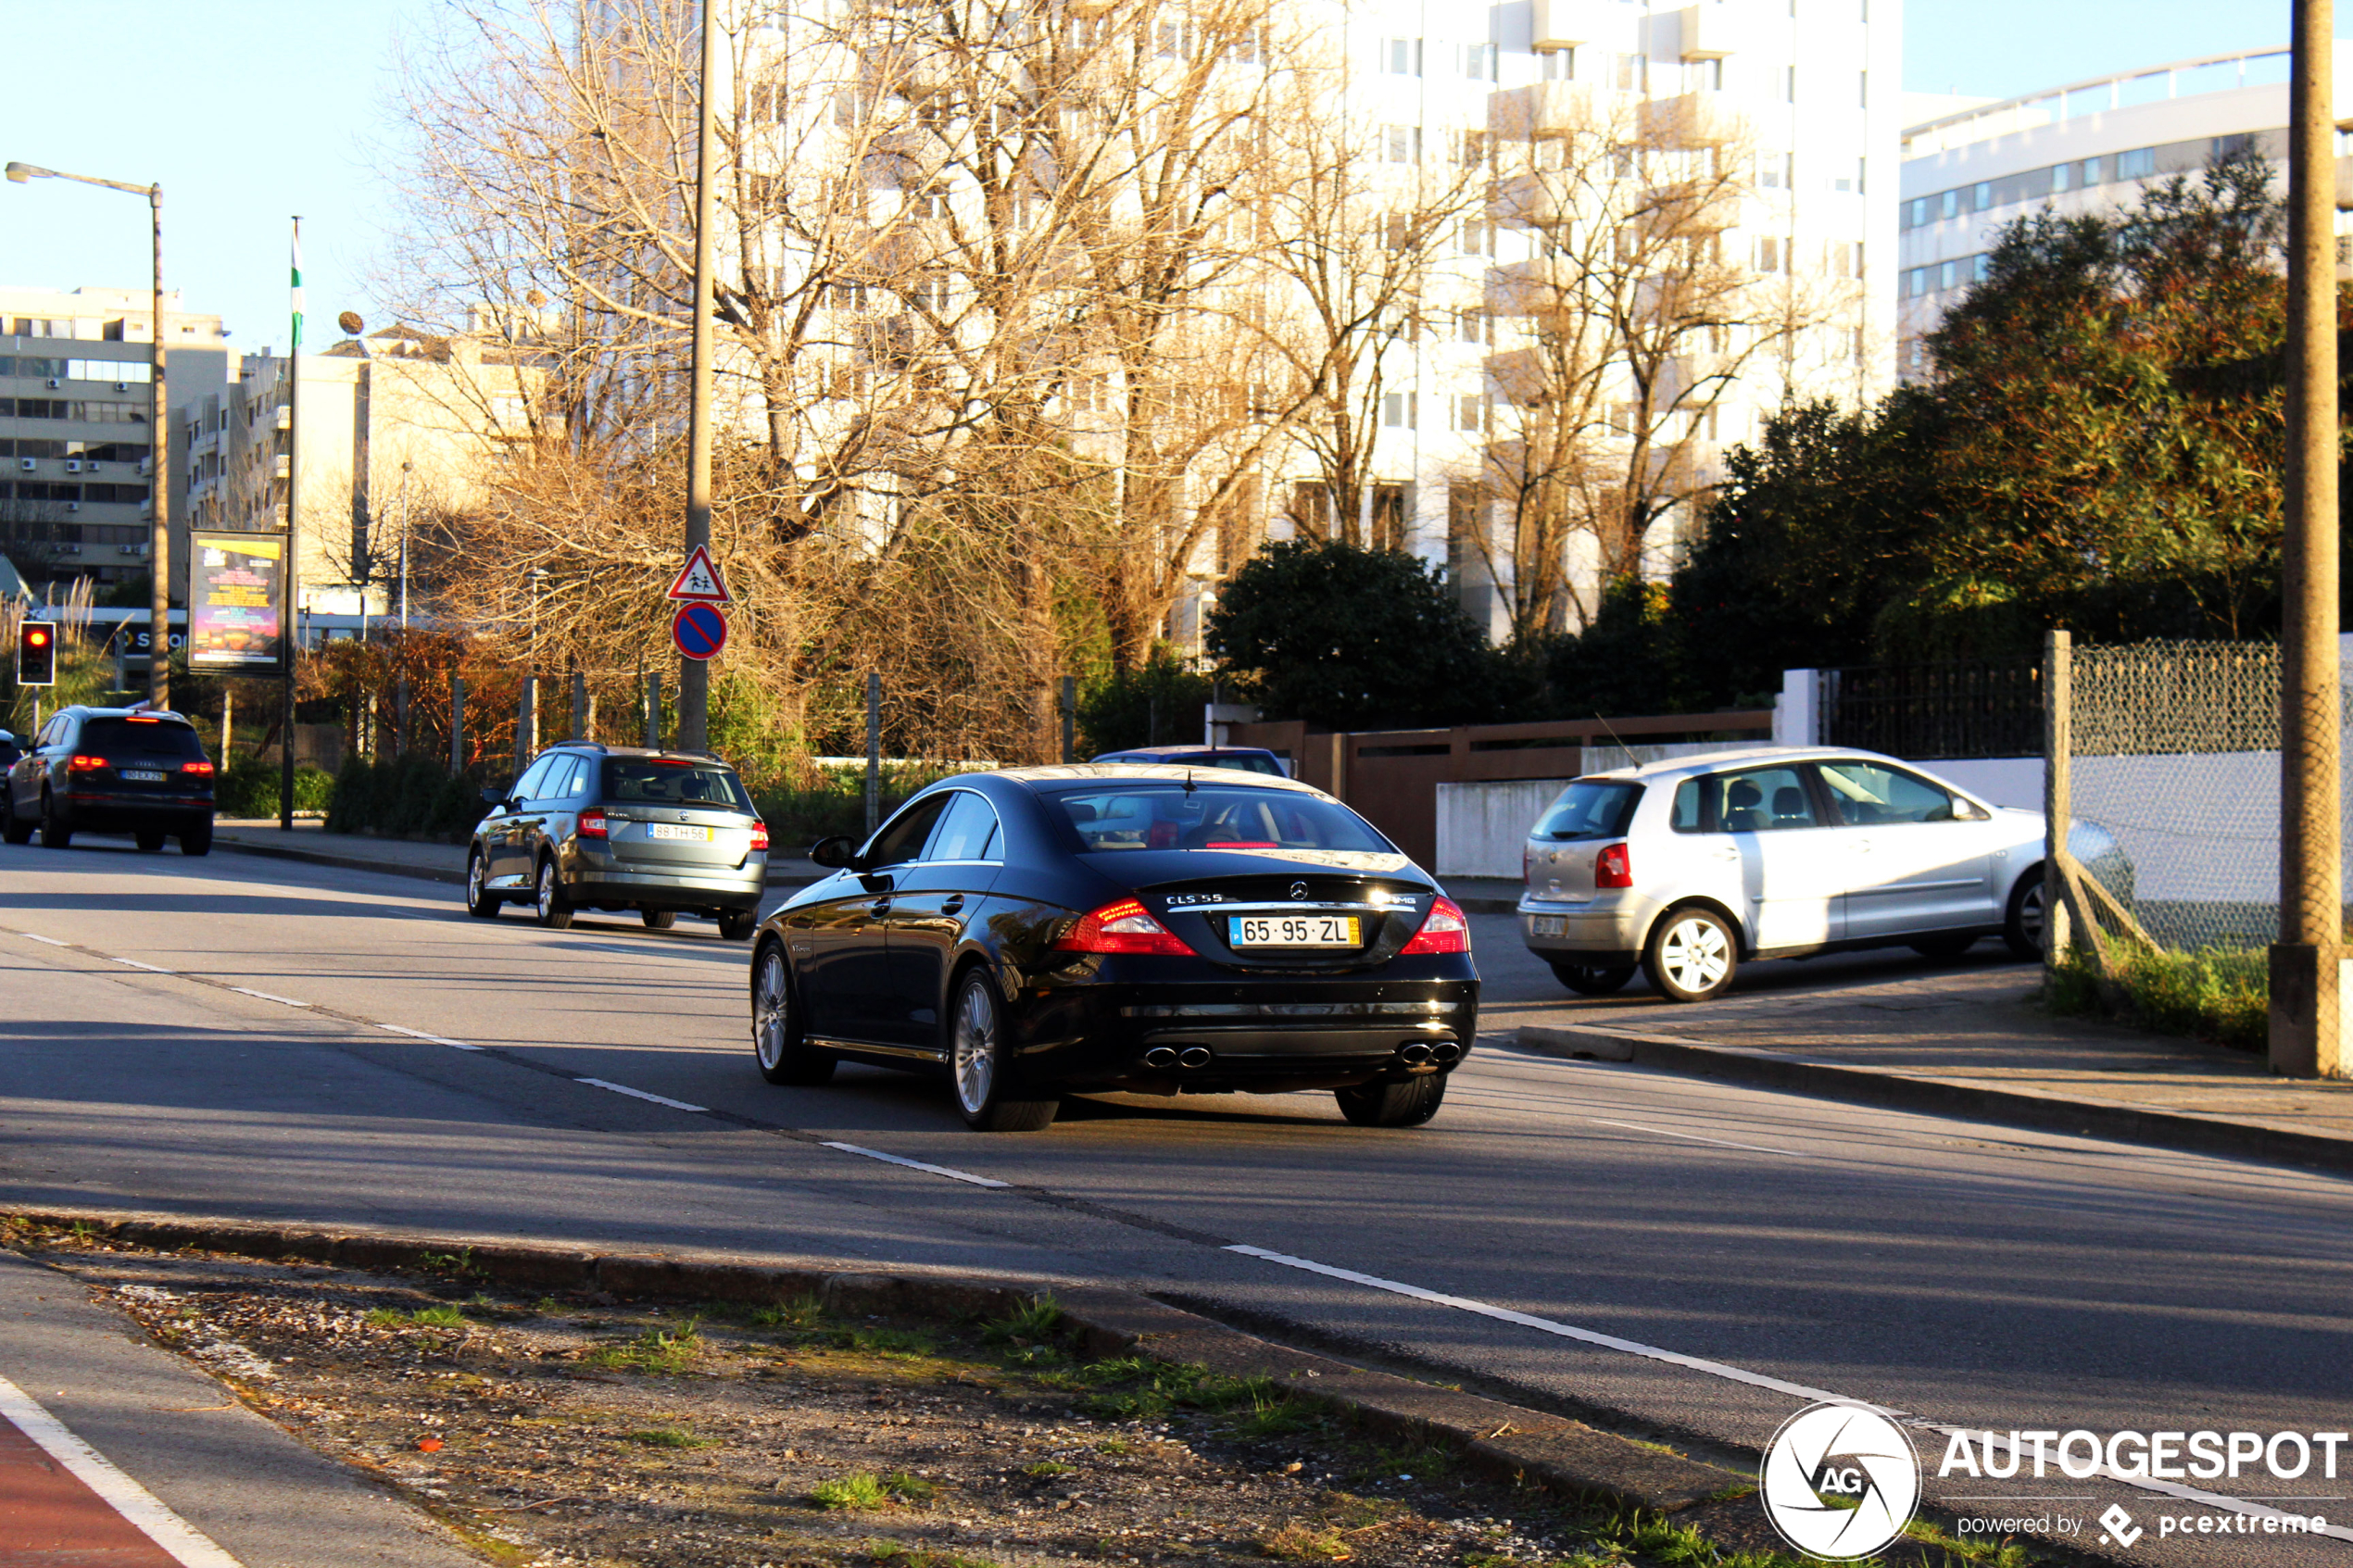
[1229,915,1359,948]
[648,823,711,841]
[1530,916,1565,936]
[121,769,166,783]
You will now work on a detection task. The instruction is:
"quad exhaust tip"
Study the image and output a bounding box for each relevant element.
[1431,1042,1462,1064]
[1178,1046,1214,1069]
[1398,1043,1433,1065]
[1143,1047,1178,1069]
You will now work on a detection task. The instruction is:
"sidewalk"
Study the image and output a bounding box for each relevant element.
[210,820,823,892]
[1504,964,2353,1174]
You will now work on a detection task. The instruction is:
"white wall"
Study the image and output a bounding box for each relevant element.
[1434,779,1573,879]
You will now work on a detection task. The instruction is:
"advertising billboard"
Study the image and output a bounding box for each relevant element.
[188,532,287,672]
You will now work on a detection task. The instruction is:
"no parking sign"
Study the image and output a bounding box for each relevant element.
[672,602,727,660]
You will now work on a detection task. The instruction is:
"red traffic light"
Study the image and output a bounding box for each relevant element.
[17,619,57,685]
[26,627,47,646]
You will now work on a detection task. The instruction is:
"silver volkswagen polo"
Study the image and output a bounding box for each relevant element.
[1517,746,2121,1002]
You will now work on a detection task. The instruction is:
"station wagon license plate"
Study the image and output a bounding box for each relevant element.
[647,823,711,841]
[1229,915,1359,948]
[1530,916,1565,936]
[121,769,166,783]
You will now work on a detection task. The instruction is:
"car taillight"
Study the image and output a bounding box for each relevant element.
[577,809,609,838]
[749,822,770,851]
[1054,897,1196,956]
[1595,842,1633,889]
[182,759,215,776]
[1400,896,1471,955]
[68,754,106,773]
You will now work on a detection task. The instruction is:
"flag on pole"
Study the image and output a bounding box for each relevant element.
[289,217,304,351]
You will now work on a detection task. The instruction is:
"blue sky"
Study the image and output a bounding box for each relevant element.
[0,1,2312,348]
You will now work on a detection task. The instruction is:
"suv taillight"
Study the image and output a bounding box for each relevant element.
[1054,897,1196,956]
[577,808,609,838]
[749,822,770,852]
[68,754,106,772]
[1400,896,1471,955]
[182,759,215,776]
[1595,842,1633,888]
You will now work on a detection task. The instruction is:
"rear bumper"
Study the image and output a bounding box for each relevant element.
[559,847,765,911]
[55,792,213,831]
[1518,891,1655,967]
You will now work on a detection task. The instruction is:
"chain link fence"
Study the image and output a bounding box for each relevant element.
[2063,639,2345,951]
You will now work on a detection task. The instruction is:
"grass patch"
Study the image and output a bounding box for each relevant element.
[1023,1460,1074,1477]
[619,1426,717,1449]
[364,1305,467,1329]
[750,1296,827,1331]
[868,1541,1001,1568]
[1904,1520,2036,1567]
[2045,944,2267,1051]
[581,1318,704,1374]
[837,1324,938,1359]
[983,1296,1065,1348]
[810,1471,937,1510]
[1259,1523,1353,1561]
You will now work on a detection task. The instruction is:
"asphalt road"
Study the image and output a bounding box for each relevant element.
[3,834,2349,1568]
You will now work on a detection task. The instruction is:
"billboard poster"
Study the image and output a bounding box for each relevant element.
[188,532,286,671]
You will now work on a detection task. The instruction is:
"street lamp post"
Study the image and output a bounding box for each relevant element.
[4,161,170,713]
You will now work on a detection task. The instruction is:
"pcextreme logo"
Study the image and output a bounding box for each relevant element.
[1759,1402,1923,1561]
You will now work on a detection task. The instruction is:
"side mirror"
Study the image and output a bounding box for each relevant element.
[810,834,858,870]
[481,785,510,808]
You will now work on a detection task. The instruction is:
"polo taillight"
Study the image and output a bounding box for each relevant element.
[1055,897,1196,957]
[1400,896,1471,955]
[1595,842,1633,889]
[577,808,610,838]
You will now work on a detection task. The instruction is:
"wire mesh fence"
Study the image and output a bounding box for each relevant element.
[2063,639,2342,952]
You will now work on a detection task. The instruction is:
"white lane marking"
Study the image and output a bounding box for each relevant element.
[1228,1245,2353,1539]
[0,1373,244,1567]
[823,1142,1013,1188]
[20,933,71,947]
[575,1077,709,1113]
[226,986,308,1008]
[375,1023,485,1052]
[1582,1116,1816,1160]
[109,958,177,975]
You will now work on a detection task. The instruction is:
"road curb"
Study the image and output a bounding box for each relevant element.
[0,1204,1746,1518]
[1515,1022,2353,1175]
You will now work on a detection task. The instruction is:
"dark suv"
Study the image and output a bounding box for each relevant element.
[3,706,216,854]
[466,744,769,937]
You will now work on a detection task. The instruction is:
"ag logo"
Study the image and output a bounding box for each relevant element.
[1759,1402,1921,1560]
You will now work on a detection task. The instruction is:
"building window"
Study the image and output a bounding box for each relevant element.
[1380,391,1416,428]
[1453,129,1490,169]
[1453,394,1489,433]
[1938,260,1957,292]
[2117,147,2157,180]
[1460,219,1493,256]
[1380,36,1422,74]
[1695,58,1723,92]
[1371,483,1409,550]
[1941,189,1960,220]
[1541,46,1575,81]
[1462,42,1496,81]
[1617,54,1647,92]
[1755,236,1781,273]
[1458,308,1490,345]
[749,82,786,122]
[1781,65,1796,102]
[1287,480,1331,539]
[1857,69,1869,108]
[1385,125,1422,163]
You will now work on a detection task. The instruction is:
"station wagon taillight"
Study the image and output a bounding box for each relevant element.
[1055,897,1196,956]
[1400,896,1471,955]
[749,822,770,852]
[1595,842,1633,888]
[577,809,610,838]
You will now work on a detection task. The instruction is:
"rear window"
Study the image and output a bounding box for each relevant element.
[1533,780,1642,841]
[600,759,752,811]
[82,718,205,758]
[1204,753,1283,776]
[1047,784,1390,853]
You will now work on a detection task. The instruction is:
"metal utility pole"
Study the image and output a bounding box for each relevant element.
[2274,0,2345,1079]
[398,460,411,630]
[3,162,171,711]
[677,0,722,754]
[281,218,305,832]
[449,675,466,774]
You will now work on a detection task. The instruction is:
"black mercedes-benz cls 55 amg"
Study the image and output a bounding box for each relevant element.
[749,765,1478,1131]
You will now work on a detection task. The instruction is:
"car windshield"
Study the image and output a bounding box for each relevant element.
[1533,780,1642,840]
[1048,784,1390,853]
[82,717,205,758]
[601,759,752,810]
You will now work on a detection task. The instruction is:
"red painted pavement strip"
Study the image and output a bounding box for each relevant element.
[0,1411,182,1566]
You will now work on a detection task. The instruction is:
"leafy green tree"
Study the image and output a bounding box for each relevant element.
[1076,646,1214,754]
[1207,539,1526,730]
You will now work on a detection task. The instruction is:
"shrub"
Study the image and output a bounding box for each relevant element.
[2044,944,2268,1053]
[215,754,334,819]
[323,753,489,839]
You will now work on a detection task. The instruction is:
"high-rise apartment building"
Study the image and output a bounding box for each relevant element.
[0,284,229,596]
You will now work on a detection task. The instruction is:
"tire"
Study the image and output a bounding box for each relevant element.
[2003,867,2046,960]
[1548,960,1636,996]
[751,941,836,1085]
[2,801,31,846]
[1644,904,1738,1002]
[1335,1075,1447,1127]
[534,857,574,929]
[642,909,677,931]
[135,829,168,853]
[717,909,758,942]
[179,821,211,857]
[38,792,70,849]
[1910,934,1977,962]
[950,968,1057,1131]
[465,850,502,919]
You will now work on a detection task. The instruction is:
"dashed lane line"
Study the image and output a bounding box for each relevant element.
[0,1374,244,1567]
[226,986,309,1008]
[374,1023,484,1052]
[823,1142,1012,1188]
[574,1077,709,1114]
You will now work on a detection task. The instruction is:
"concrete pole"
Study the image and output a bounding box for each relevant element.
[279,220,304,833]
[147,182,170,713]
[2272,0,2345,1079]
[516,675,537,782]
[449,675,466,775]
[2042,631,2071,968]
[643,671,662,749]
[676,0,722,754]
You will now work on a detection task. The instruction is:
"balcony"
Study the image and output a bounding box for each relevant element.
[1673,3,1744,60]
[1644,178,1742,232]
[1529,0,1609,51]
[1485,347,1551,407]
[1484,259,1571,318]
[1487,82,1601,142]
[1488,172,1569,228]
[1639,93,1742,149]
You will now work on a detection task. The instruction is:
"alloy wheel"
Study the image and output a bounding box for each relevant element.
[469,856,485,906]
[1659,914,1730,993]
[2019,880,2045,945]
[953,979,998,1117]
[755,949,791,1073]
[537,862,555,919]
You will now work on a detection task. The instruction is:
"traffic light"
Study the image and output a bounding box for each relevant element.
[16,620,56,687]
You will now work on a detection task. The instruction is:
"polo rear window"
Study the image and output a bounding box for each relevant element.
[81,718,205,758]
